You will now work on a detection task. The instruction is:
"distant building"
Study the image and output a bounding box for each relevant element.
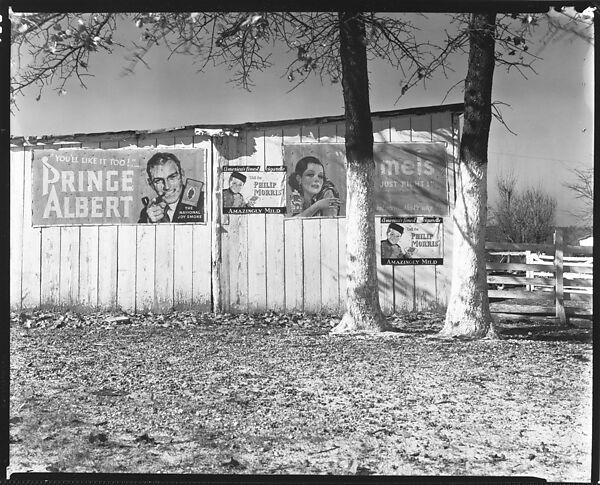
[579,235,593,246]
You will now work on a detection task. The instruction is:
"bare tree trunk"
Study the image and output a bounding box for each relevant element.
[439,13,498,338]
[332,12,389,333]
[211,136,223,312]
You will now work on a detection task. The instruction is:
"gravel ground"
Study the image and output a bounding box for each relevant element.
[8,310,593,481]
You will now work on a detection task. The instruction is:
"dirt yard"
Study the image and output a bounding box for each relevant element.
[9,311,593,481]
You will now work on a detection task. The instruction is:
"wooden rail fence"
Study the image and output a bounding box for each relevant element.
[486,229,593,324]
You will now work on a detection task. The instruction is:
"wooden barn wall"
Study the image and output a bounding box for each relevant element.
[219,110,458,314]
[10,130,213,313]
[10,109,458,314]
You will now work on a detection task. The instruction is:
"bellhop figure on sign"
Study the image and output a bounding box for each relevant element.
[381,222,416,260]
[222,171,258,209]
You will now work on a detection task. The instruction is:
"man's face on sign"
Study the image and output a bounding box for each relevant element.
[229,176,245,194]
[386,227,402,245]
[149,160,184,205]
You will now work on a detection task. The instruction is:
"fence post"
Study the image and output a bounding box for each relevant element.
[525,250,532,291]
[554,229,567,325]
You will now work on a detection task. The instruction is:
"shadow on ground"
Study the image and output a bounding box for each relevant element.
[388,313,593,344]
[496,319,592,344]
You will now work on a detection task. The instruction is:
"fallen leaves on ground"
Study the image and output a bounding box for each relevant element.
[9,310,593,481]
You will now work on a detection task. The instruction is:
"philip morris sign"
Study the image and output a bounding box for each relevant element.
[31,148,206,226]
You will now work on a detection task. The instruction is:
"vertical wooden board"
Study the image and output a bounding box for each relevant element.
[431,112,453,145]
[302,218,322,313]
[335,122,346,142]
[301,124,319,143]
[174,134,194,146]
[21,150,41,308]
[318,122,337,143]
[337,218,347,311]
[410,114,433,142]
[393,265,415,313]
[97,140,119,149]
[247,130,264,161]
[135,225,155,311]
[117,226,137,312]
[154,224,174,311]
[173,225,194,309]
[554,230,566,324]
[137,135,157,148]
[282,125,304,312]
[403,113,434,312]
[389,115,412,142]
[265,215,285,311]
[246,130,267,312]
[282,125,302,145]
[205,140,216,312]
[414,265,437,312]
[59,227,80,306]
[117,136,138,148]
[97,226,118,309]
[228,214,249,312]
[73,137,93,148]
[320,218,339,313]
[220,219,231,312]
[284,219,303,311]
[247,214,267,312]
[155,134,178,147]
[204,135,219,312]
[40,227,61,306]
[79,226,99,308]
[192,224,212,311]
[376,219,394,315]
[386,114,414,314]
[264,129,284,165]
[226,133,250,312]
[263,129,286,311]
[221,135,240,311]
[10,150,25,309]
[372,117,391,143]
[215,136,231,312]
[432,111,455,214]
[435,218,453,310]
[192,138,212,152]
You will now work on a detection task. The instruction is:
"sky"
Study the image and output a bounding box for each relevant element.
[10,10,594,227]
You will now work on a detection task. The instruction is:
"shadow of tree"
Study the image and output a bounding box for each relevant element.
[496,320,592,344]
[385,312,593,343]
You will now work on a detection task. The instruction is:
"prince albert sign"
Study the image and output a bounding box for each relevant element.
[31,143,448,226]
[31,148,206,225]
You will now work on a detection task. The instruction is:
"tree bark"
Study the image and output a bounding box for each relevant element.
[439,13,498,339]
[332,12,390,333]
[211,136,224,312]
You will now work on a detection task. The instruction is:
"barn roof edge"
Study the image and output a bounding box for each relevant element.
[10,102,464,147]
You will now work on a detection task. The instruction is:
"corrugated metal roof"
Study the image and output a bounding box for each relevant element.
[10,102,464,147]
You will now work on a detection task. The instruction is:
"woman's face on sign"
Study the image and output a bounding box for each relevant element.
[298,162,324,196]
